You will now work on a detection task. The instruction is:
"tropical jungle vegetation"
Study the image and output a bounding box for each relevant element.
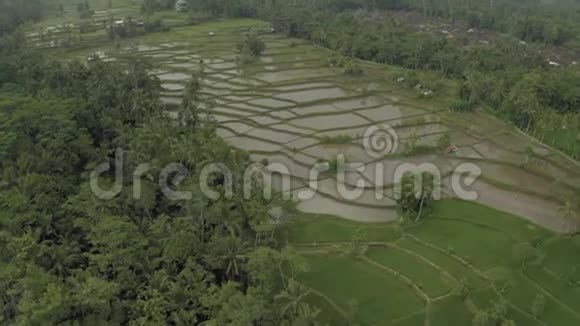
[0,17,311,326]
[1,0,580,325]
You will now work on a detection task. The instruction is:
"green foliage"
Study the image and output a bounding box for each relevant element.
[450,99,476,112]
[106,17,142,39]
[78,21,98,34]
[405,132,437,155]
[144,17,170,33]
[77,0,94,19]
[0,44,297,325]
[0,0,45,35]
[437,133,451,148]
[328,52,363,76]
[416,71,443,92]
[275,278,320,323]
[105,16,170,40]
[513,16,570,45]
[142,0,177,13]
[181,69,205,126]
[395,70,442,91]
[342,60,364,76]
[393,70,443,96]
[472,299,515,326]
[327,52,345,67]
[397,172,436,221]
[394,70,420,88]
[317,157,348,175]
[452,278,470,301]
[319,134,352,145]
[237,34,266,62]
[185,0,257,18]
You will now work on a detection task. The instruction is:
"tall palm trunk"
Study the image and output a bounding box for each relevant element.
[415,193,425,222]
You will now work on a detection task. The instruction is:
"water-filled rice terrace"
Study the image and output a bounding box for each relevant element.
[74,19,580,233]
[52,16,580,326]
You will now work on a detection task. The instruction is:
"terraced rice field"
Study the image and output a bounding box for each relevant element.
[37,9,580,325]
[60,19,580,232]
[283,201,580,325]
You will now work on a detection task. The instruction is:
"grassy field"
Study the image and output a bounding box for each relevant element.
[283,199,580,325]
[300,255,425,324]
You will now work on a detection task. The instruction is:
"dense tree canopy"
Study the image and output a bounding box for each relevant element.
[0,35,311,325]
[0,0,46,35]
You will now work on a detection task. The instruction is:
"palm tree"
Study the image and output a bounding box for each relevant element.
[311,29,327,47]
[280,305,321,326]
[488,77,507,108]
[464,71,488,105]
[276,279,315,319]
[44,239,84,277]
[180,70,204,127]
[222,236,250,280]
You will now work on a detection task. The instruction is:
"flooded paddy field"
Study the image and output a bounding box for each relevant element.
[58,18,580,233]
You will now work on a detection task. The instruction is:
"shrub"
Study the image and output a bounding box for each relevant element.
[79,9,94,19]
[236,34,266,58]
[393,70,419,88]
[437,133,451,148]
[449,100,476,112]
[343,61,363,76]
[466,11,482,28]
[394,70,441,94]
[318,157,349,174]
[106,18,142,39]
[327,52,363,76]
[79,21,98,34]
[77,1,94,19]
[417,71,443,92]
[320,134,352,144]
[328,52,346,67]
[404,132,437,155]
[453,279,470,300]
[144,18,169,33]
